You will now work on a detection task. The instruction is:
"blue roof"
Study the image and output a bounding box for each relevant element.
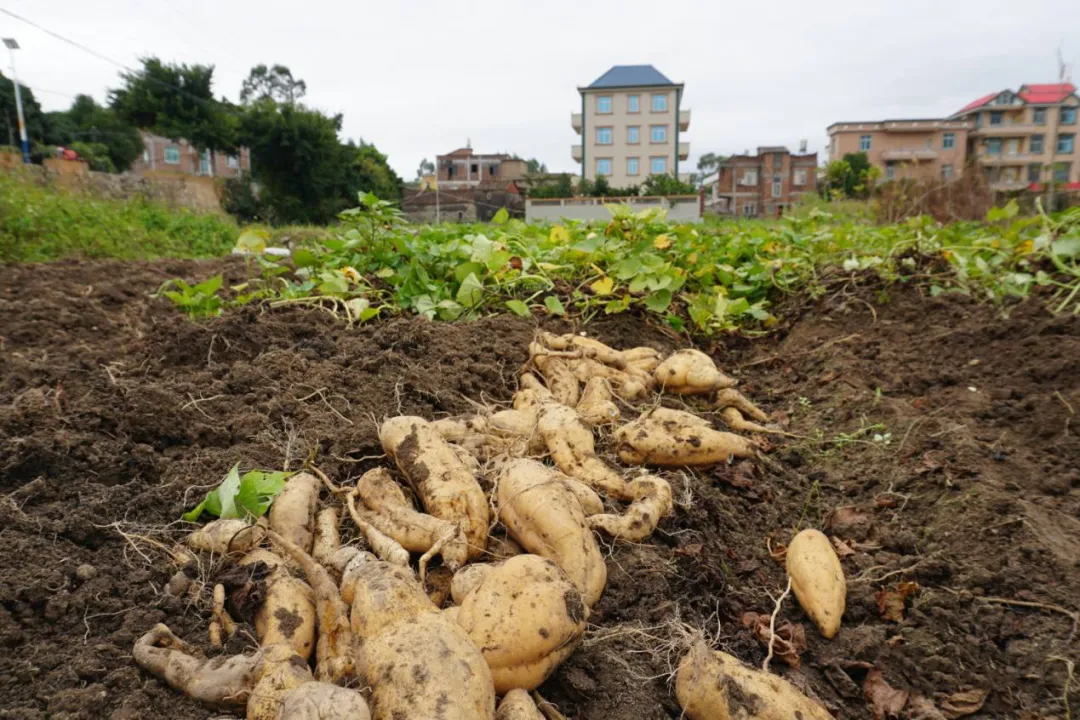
[587,65,676,89]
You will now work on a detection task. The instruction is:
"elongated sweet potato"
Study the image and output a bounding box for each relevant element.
[614,407,757,467]
[237,548,317,659]
[537,333,656,393]
[496,459,607,606]
[587,475,673,542]
[575,377,620,426]
[456,554,588,693]
[355,467,468,573]
[247,643,316,720]
[528,343,581,407]
[786,529,846,639]
[536,402,628,499]
[380,416,490,560]
[269,471,320,554]
[568,357,649,401]
[186,518,264,555]
[311,508,340,566]
[675,640,832,720]
[654,349,736,395]
[496,689,547,720]
[344,492,410,567]
[342,552,495,719]
[623,346,663,374]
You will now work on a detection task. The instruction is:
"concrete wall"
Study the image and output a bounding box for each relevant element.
[580,87,680,187]
[525,195,700,223]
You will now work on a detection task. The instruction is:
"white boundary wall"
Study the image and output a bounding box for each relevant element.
[525,195,701,223]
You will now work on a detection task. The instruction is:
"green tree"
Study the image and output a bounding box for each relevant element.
[240,64,306,105]
[0,71,46,147]
[641,174,697,196]
[44,95,143,172]
[511,155,548,173]
[823,152,878,199]
[696,152,724,178]
[110,57,237,154]
[69,141,117,173]
[416,157,435,179]
[592,174,612,197]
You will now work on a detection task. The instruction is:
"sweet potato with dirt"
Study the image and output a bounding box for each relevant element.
[269,471,320,554]
[786,528,846,639]
[277,681,372,719]
[587,475,673,542]
[355,467,468,573]
[496,689,546,720]
[238,548,316,659]
[654,349,736,395]
[536,332,656,392]
[311,508,340,566]
[536,402,628,499]
[614,407,757,467]
[456,554,588,693]
[341,552,495,720]
[380,416,490,560]
[496,459,607,606]
[567,357,649,401]
[575,377,620,426]
[528,343,580,406]
[186,518,265,555]
[675,640,832,720]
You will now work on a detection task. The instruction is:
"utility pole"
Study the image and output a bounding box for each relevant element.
[3,38,30,164]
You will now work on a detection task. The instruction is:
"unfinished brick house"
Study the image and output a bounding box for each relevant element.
[436,147,525,189]
[704,146,817,217]
[129,131,251,178]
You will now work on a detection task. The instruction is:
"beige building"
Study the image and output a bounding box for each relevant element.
[952,83,1080,190]
[827,119,972,183]
[571,65,690,188]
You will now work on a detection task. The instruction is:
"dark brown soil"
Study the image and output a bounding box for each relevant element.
[1,258,1077,719]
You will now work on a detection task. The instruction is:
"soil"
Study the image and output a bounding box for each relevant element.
[1,258,1077,719]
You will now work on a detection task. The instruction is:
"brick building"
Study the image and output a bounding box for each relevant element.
[827,119,972,183]
[705,146,817,217]
[436,147,525,189]
[130,131,251,178]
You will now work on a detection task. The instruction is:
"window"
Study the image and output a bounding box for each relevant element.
[595,158,612,176]
[627,157,640,176]
[596,127,612,145]
[651,94,667,112]
[627,95,640,113]
[741,202,757,217]
[164,146,180,164]
[942,164,954,180]
[596,96,612,114]
[1031,134,1044,154]
[142,150,150,163]
[471,163,478,174]
[650,157,667,174]
[650,125,667,143]
[975,113,982,128]
[989,111,1003,126]
[1034,107,1047,125]
[1028,163,1042,183]
[741,169,758,186]
[830,136,837,156]
[885,164,895,180]
[1062,107,1077,125]
[227,155,239,169]
[1058,134,1075,154]
[986,138,1002,155]
[627,126,640,144]
[771,174,782,197]
[925,138,933,149]
[199,151,210,175]
[489,165,496,176]
[1053,162,1070,183]
[859,135,871,151]
[1007,138,1019,155]
[794,169,807,185]
[942,132,955,149]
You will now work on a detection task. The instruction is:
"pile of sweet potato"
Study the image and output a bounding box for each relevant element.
[137,332,847,720]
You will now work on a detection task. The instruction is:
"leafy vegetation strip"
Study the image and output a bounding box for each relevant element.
[161,196,1080,333]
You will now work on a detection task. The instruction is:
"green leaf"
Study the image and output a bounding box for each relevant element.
[454,262,486,284]
[216,463,242,519]
[235,229,269,254]
[375,267,395,278]
[292,247,318,268]
[986,199,1019,222]
[1052,237,1080,259]
[456,273,484,308]
[544,295,566,316]
[234,470,291,518]
[436,299,464,320]
[644,289,673,313]
[505,299,531,317]
[491,207,509,225]
[194,274,224,296]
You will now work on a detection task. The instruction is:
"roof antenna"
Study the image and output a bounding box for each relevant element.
[466,137,472,149]
[1058,44,1072,83]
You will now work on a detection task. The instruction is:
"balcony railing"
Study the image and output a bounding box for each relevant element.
[989,180,1032,191]
[571,145,582,162]
[678,142,690,160]
[881,148,938,161]
[977,151,1043,164]
[679,109,691,131]
[973,122,1039,136]
[571,113,582,134]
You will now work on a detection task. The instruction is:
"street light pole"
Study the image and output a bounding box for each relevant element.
[3,38,30,164]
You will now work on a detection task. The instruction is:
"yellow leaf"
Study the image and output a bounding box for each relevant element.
[687,252,698,264]
[590,277,615,296]
[549,226,570,244]
[340,266,361,283]
[1016,240,1034,254]
[653,233,672,250]
[764,241,779,254]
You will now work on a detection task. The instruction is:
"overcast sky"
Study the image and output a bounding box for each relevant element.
[2,0,1077,178]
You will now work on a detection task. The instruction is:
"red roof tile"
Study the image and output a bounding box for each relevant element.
[1018,83,1076,104]
[955,92,997,115]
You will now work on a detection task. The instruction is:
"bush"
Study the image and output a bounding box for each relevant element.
[0,172,238,262]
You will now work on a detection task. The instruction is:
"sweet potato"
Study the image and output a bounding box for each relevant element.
[186,518,265,555]
[528,343,580,406]
[485,533,525,562]
[614,407,757,467]
[536,402,628,499]
[451,563,493,605]
[560,477,604,516]
[344,492,410,567]
[623,346,663,374]
[587,475,673,542]
[456,554,588,693]
[675,640,832,720]
[247,643,316,720]
[786,529,846,639]
[267,531,357,685]
[133,623,261,710]
[496,459,607,606]
[237,548,317,660]
[537,332,656,393]
[654,349,736,395]
[575,377,620,426]
[342,553,495,719]
[567,357,649,401]
[311,508,340,566]
[380,416,490,560]
[714,387,769,423]
[269,471,320,554]
[355,467,468,574]
[496,689,546,720]
[277,681,372,719]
